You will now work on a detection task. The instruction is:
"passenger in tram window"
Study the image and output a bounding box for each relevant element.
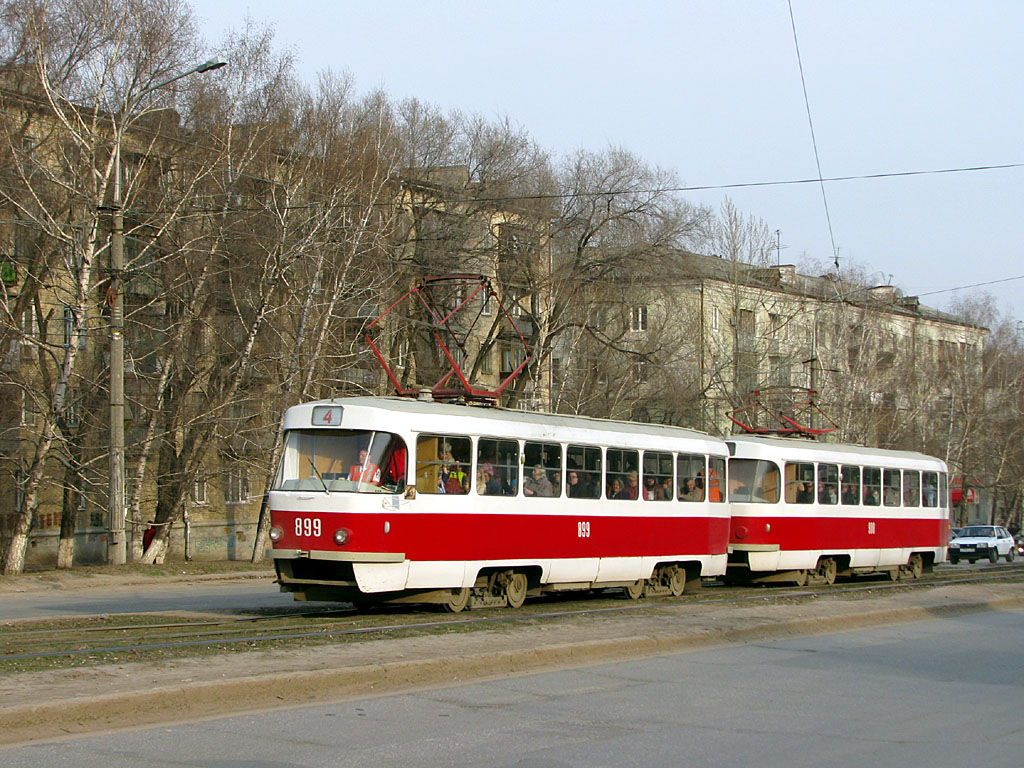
[551,470,561,491]
[818,482,837,505]
[680,477,704,502]
[794,481,813,504]
[661,476,674,500]
[480,465,503,496]
[621,473,640,500]
[863,487,879,506]
[566,470,584,498]
[523,464,554,497]
[643,475,660,500]
[608,477,623,499]
[841,483,859,505]
[444,463,467,494]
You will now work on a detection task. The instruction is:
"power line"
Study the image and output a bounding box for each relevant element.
[788,0,840,270]
[915,273,1024,298]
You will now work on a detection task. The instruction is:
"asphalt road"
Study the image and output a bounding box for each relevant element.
[3,603,1021,766]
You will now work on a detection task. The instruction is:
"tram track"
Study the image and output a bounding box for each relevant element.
[3,564,1022,670]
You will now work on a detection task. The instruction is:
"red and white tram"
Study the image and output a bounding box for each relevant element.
[725,435,950,585]
[268,397,730,610]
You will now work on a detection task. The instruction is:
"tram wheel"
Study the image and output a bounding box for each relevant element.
[666,566,686,597]
[903,553,924,579]
[792,569,809,587]
[442,587,472,613]
[886,567,900,582]
[504,572,528,609]
[624,579,646,600]
[816,558,837,586]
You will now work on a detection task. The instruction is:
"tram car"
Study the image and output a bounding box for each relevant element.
[268,397,731,610]
[725,434,950,585]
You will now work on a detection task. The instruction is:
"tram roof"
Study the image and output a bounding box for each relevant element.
[726,433,946,469]
[285,397,725,451]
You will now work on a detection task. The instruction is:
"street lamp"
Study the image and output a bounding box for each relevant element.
[108,57,227,565]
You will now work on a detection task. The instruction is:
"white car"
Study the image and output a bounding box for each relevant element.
[948,525,1016,564]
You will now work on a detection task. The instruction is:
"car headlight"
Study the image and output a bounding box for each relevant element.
[269,525,283,542]
[334,528,351,545]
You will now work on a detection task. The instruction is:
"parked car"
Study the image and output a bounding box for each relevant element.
[1015,535,1024,558]
[947,525,1016,564]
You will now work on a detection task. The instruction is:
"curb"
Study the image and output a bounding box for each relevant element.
[2,595,1021,746]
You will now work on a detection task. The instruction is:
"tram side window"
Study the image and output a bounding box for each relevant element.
[883,468,901,506]
[415,435,471,495]
[707,457,726,502]
[903,470,921,507]
[478,438,519,496]
[817,464,839,505]
[863,468,882,505]
[922,471,939,507]
[523,441,561,498]
[677,454,705,502]
[729,459,780,503]
[566,445,602,499]
[643,451,674,501]
[841,465,861,505]
[606,448,640,500]
[940,473,948,507]
[785,462,814,504]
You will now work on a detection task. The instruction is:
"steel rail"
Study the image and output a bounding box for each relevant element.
[3,566,1021,662]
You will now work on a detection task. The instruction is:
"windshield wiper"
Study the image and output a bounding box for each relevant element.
[308,457,331,496]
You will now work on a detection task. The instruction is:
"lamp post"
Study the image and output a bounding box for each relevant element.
[108,57,227,565]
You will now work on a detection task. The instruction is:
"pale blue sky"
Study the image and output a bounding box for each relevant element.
[189,0,1024,321]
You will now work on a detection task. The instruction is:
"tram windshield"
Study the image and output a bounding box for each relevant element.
[274,429,407,493]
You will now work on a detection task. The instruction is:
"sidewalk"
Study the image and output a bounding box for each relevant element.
[1,579,1022,747]
[0,560,274,596]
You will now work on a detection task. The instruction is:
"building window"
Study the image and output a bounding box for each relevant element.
[501,346,527,374]
[63,398,80,428]
[193,466,208,505]
[0,258,16,285]
[226,465,250,504]
[20,310,36,345]
[629,305,648,332]
[62,307,85,349]
[20,391,38,426]
[481,291,493,316]
[479,346,493,375]
[632,358,648,383]
[507,288,524,317]
[769,356,790,387]
[711,306,720,332]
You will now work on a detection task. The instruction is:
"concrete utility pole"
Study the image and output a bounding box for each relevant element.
[107,58,226,565]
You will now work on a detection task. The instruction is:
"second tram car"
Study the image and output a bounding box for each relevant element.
[268,397,731,610]
[725,435,950,585]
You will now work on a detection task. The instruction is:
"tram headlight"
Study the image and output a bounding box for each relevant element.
[334,528,351,546]
[269,525,283,542]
